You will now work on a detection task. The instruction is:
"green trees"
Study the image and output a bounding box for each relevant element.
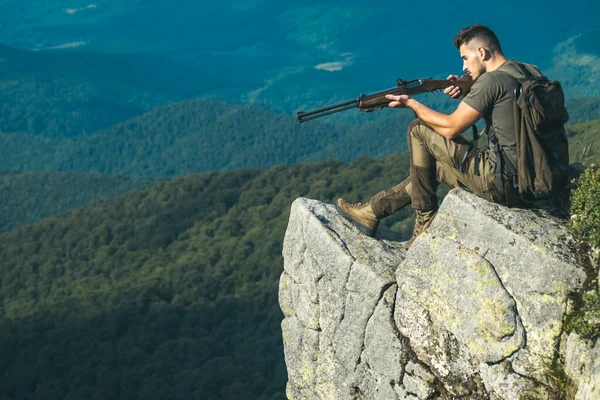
[0,171,159,232]
[0,113,597,398]
[0,155,415,399]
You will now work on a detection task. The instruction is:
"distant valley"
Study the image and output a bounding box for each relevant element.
[0,2,598,119]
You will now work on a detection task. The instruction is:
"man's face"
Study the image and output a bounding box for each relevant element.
[459,42,486,81]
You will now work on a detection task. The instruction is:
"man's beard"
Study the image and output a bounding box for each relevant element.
[473,61,486,80]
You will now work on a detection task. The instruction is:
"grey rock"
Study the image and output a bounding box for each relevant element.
[361,284,406,383]
[398,234,525,364]
[564,333,600,399]
[281,198,408,399]
[427,189,586,382]
[394,285,486,397]
[280,190,591,399]
[403,361,437,399]
[282,316,320,399]
[478,360,550,398]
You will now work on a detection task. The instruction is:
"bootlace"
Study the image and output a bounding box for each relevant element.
[348,201,369,208]
[411,213,423,238]
[415,212,424,225]
[412,210,434,238]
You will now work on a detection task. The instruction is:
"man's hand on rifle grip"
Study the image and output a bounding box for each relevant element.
[444,74,473,99]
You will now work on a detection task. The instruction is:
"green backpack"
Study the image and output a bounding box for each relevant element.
[496,62,570,200]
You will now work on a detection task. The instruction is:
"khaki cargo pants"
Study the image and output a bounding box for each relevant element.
[369,119,506,218]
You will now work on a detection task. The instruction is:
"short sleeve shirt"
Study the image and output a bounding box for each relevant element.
[462,62,520,169]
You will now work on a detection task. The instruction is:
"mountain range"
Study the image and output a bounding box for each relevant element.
[0,2,599,399]
[1,96,598,179]
[0,2,598,118]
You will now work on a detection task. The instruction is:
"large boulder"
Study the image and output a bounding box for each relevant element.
[280,189,589,399]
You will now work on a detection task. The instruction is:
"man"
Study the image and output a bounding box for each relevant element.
[336,24,538,248]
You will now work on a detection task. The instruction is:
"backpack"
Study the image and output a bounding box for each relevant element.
[496,62,570,201]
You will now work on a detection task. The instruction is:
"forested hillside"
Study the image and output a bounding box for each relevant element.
[0,116,597,399]
[0,154,413,400]
[0,114,596,238]
[1,98,599,177]
[0,171,160,232]
[566,97,600,126]
[0,99,346,176]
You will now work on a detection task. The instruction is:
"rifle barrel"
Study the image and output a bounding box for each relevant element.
[297,103,358,123]
[297,97,360,123]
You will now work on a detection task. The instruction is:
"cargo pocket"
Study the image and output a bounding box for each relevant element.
[483,158,506,204]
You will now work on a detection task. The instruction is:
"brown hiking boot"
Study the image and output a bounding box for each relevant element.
[335,198,380,237]
[403,209,438,249]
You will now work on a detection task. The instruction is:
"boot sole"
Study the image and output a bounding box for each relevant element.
[335,203,377,237]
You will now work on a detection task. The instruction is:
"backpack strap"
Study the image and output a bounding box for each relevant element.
[488,124,525,206]
[489,62,522,186]
[493,60,544,204]
[497,61,543,81]
[487,126,517,179]
[458,125,480,176]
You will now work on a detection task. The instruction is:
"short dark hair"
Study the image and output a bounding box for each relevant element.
[453,24,502,54]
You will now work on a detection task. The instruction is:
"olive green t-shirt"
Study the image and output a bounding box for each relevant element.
[462,61,521,170]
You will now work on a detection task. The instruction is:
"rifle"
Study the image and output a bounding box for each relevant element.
[296,77,471,123]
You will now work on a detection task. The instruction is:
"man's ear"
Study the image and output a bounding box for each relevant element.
[477,47,490,61]
[477,47,485,59]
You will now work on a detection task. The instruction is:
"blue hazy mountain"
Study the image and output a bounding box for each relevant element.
[1,1,598,117]
[0,44,222,137]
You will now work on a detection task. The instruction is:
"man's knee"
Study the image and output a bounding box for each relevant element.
[407,118,434,140]
[408,118,422,132]
[408,118,425,137]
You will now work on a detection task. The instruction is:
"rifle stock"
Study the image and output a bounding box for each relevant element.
[296,77,471,123]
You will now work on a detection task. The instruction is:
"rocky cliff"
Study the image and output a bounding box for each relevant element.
[279,189,599,399]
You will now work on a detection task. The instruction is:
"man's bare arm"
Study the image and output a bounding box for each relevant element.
[385,94,482,139]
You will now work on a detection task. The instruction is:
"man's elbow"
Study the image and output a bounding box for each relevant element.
[439,126,463,139]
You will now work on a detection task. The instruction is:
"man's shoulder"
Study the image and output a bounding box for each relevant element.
[486,69,519,84]
[495,60,544,79]
[462,72,505,113]
[470,69,507,92]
